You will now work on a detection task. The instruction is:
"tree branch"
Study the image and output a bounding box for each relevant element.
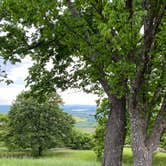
[153,3,166,36]
[147,96,166,151]
[126,0,133,19]
[143,1,166,54]
[65,0,79,16]
[131,2,165,108]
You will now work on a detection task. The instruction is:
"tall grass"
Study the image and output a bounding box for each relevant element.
[0,159,99,166]
[0,149,99,166]
[0,148,165,166]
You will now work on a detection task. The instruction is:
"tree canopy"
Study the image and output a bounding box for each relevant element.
[0,0,165,165]
[5,91,74,156]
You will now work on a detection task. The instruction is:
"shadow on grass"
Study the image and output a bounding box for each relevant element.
[44,150,72,158]
[0,151,32,158]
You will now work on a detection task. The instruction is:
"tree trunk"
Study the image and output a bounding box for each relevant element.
[133,149,152,166]
[102,96,126,166]
[38,146,43,157]
[130,108,153,166]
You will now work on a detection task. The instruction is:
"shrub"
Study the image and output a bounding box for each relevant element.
[68,129,94,150]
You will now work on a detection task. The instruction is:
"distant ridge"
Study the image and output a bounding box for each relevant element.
[0,104,96,129]
[0,104,96,113]
[0,105,10,114]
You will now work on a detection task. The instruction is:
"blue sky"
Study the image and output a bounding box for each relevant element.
[0,56,97,105]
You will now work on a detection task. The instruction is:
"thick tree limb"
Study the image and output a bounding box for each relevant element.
[126,0,133,19]
[143,2,166,54]
[98,77,112,99]
[146,96,166,151]
[153,3,166,36]
[131,2,165,108]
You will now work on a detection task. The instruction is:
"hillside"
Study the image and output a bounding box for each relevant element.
[0,105,97,130]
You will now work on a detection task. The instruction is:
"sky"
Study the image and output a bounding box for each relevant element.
[0,56,97,105]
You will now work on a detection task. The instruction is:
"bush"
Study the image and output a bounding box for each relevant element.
[67,129,94,150]
[93,125,105,160]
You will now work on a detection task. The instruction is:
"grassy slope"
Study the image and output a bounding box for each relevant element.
[73,116,87,123]
[0,148,165,166]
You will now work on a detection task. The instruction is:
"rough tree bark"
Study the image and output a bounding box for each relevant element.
[102,95,126,166]
[129,107,153,166]
[129,93,166,166]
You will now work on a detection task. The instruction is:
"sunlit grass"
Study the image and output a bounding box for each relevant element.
[123,148,166,166]
[73,116,86,123]
[0,148,165,166]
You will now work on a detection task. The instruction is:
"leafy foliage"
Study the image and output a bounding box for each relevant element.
[0,0,165,164]
[0,113,8,145]
[5,91,74,156]
[93,99,109,159]
[67,128,94,150]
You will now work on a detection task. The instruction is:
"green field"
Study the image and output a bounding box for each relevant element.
[0,148,165,166]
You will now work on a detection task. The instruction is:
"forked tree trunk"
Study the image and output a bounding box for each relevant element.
[129,107,154,166]
[102,96,126,166]
[133,149,152,166]
[130,110,165,166]
[130,116,150,165]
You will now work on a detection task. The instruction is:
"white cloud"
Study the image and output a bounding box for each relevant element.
[7,56,32,82]
[0,86,25,104]
[0,56,32,105]
[0,85,98,105]
[0,56,98,105]
[60,89,98,105]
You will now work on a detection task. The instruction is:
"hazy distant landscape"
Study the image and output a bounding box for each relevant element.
[0,105,97,130]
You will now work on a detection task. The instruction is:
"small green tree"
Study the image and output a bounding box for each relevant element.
[5,91,74,156]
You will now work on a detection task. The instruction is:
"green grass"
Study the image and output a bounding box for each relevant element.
[153,152,166,166]
[0,149,99,166]
[73,116,87,123]
[0,148,165,166]
[123,148,166,166]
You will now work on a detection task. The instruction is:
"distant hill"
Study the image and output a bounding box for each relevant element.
[0,105,10,114]
[0,104,97,130]
[62,105,97,129]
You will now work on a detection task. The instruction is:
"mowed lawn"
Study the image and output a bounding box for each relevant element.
[0,148,165,166]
